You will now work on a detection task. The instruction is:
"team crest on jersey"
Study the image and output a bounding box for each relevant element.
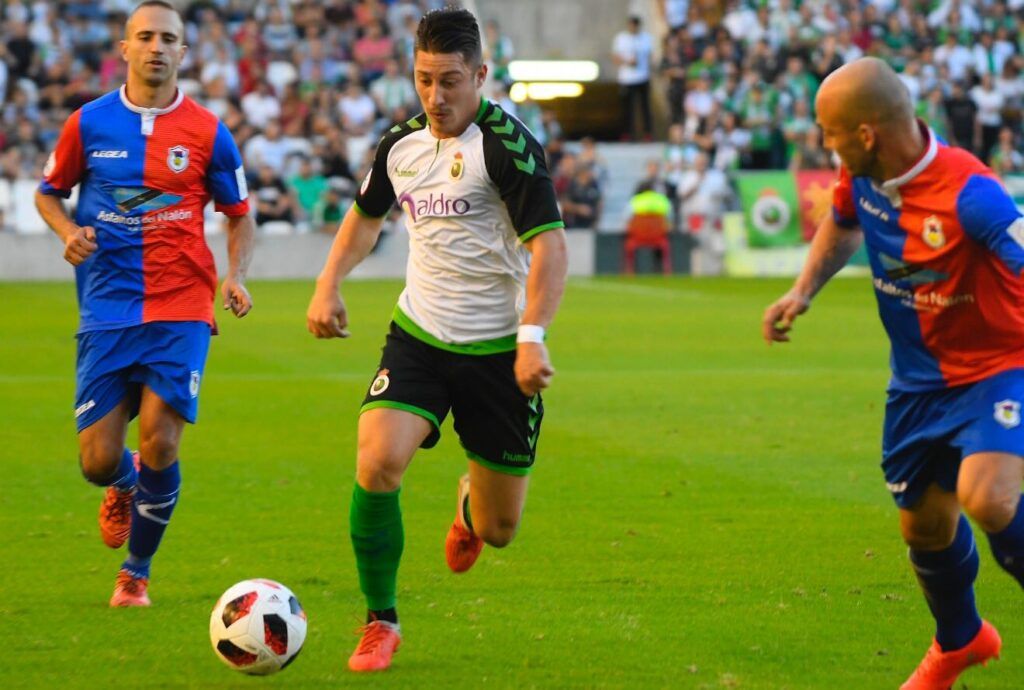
[167,145,190,173]
[995,400,1021,429]
[369,368,390,396]
[922,215,945,249]
[450,152,464,180]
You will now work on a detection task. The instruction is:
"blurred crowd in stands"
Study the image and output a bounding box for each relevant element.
[0,0,559,234]
[2,0,1022,237]
[606,0,1024,237]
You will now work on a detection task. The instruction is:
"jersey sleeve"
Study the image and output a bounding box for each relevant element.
[39,109,85,198]
[207,121,250,217]
[353,133,398,218]
[481,106,564,242]
[957,173,1024,274]
[831,165,858,228]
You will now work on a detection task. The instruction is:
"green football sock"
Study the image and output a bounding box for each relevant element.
[350,483,404,611]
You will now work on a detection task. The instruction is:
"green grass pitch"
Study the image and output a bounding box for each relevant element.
[1,277,1021,689]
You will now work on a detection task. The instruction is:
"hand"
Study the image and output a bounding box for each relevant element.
[220,276,252,317]
[306,283,350,338]
[63,225,97,265]
[762,290,811,344]
[514,342,554,396]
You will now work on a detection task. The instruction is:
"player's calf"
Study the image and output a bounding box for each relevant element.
[984,496,1024,588]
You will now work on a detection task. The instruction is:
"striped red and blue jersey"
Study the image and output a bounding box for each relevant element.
[39,86,249,333]
[832,123,1024,391]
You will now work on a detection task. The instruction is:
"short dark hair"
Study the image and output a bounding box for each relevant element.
[131,0,179,16]
[416,7,482,66]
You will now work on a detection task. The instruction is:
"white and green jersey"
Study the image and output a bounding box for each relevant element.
[354,98,564,353]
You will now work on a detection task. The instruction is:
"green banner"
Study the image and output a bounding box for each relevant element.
[737,172,802,248]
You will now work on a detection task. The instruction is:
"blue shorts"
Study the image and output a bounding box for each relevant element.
[74,321,211,432]
[882,368,1024,508]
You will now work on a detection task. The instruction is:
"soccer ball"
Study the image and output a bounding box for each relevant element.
[209,579,307,675]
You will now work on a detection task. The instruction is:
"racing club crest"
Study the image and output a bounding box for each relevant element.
[167,145,190,173]
[994,399,1021,429]
[370,368,391,396]
[450,152,464,180]
[922,215,945,249]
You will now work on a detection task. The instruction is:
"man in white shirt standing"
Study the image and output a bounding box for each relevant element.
[612,15,654,141]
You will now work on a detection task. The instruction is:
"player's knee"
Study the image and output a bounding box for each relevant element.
[78,442,123,485]
[901,521,957,551]
[138,433,179,470]
[477,518,519,548]
[961,487,1019,534]
[356,446,407,492]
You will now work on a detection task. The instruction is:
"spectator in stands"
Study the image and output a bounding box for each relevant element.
[483,20,514,87]
[370,59,416,121]
[253,164,297,228]
[244,120,292,173]
[577,136,609,187]
[262,5,299,58]
[789,128,831,171]
[677,152,732,233]
[712,110,751,171]
[990,127,1024,175]
[612,15,654,141]
[561,164,602,230]
[338,79,376,137]
[738,83,777,169]
[288,156,329,224]
[241,80,281,130]
[971,73,1005,162]
[659,30,688,124]
[353,20,393,84]
[312,183,348,234]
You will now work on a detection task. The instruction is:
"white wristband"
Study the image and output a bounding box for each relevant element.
[517,324,546,344]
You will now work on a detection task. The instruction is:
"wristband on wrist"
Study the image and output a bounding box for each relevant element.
[517,324,545,343]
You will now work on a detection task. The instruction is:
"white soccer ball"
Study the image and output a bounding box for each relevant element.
[209,579,307,675]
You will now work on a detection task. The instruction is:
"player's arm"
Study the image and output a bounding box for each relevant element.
[517,228,568,396]
[207,122,256,318]
[307,207,387,339]
[308,127,398,339]
[35,190,97,266]
[35,109,92,265]
[221,213,255,317]
[956,173,1024,275]
[762,211,862,344]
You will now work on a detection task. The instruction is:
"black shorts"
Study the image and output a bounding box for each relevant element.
[360,322,543,476]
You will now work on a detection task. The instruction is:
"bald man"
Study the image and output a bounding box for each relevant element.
[36,0,254,607]
[763,57,1024,689]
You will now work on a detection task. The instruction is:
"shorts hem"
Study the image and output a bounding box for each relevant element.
[360,400,441,430]
[466,450,533,476]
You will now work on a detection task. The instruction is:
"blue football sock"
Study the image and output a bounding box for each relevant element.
[909,514,982,652]
[84,448,138,491]
[124,461,181,579]
[986,495,1024,588]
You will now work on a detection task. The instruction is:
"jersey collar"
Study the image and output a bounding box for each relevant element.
[880,120,937,191]
[119,84,184,115]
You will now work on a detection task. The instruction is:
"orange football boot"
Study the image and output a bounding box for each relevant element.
[900,620,1001,690]
[98,451,140,548]
[348,620,401,672]
[445,474,483,573]
[109,569,151,607]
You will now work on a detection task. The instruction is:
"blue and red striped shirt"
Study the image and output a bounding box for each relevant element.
[40,86,249,333]
[833,123,1024,391]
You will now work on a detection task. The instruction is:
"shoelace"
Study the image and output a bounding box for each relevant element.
[102,490,133,525]
[353,623,393,655]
